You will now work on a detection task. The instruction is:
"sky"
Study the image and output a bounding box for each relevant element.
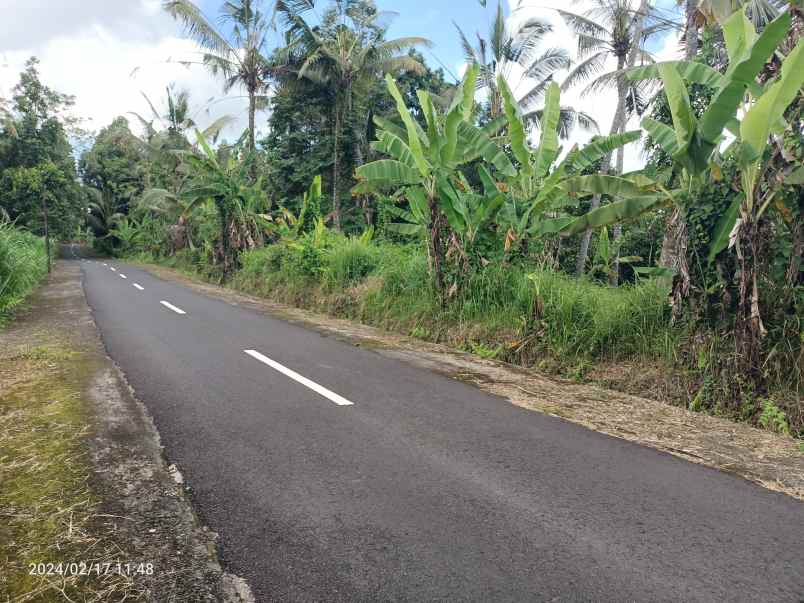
[0,0,682,167]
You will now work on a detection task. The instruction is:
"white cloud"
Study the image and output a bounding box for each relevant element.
[506,0,678,172]
[0,0,264,146]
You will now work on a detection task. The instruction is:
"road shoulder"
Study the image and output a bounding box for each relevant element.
[0,260,253,601]
[137,261,804,501]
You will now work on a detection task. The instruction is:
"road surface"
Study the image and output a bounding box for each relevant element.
[80,260,803,602]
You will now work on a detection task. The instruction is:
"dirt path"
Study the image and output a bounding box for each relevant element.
[0,261,252,602]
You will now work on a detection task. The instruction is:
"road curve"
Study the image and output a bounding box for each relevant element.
[79,259,804,602]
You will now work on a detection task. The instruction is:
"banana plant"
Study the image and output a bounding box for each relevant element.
[381,188,431,238]
[495,76,647,245]
[354,63,514,296]
[565,8,801,270]
[589,226,643,284]
[625,8,803,259]
[625,7,803,359]
[175,130,268,278]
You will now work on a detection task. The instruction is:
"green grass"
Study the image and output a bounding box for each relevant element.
[231,235,676,365]
[0,222,48,321]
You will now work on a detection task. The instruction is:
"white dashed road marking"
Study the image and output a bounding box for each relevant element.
[244,349,354,407]
[160,301,186,315]
[133,283,144,291]
[120,274,127,279]
[110,267,116,271]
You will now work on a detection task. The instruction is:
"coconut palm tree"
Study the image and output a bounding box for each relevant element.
[130,84,235,144]
[557,0,668,276]
[275,0,431,229]
[163,0,276,155]
[455,0,596,138]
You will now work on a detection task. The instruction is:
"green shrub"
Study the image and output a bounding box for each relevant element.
[758,399,791,436]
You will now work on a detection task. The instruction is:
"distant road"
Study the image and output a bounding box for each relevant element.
[80,259,804,602]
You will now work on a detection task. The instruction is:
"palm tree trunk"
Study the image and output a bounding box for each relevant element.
[332,98,342,231]
[248,90,256,154]
[684,0,698,60]
[579,0,649,281]
[575,57,628,277]
[609,142,626,286]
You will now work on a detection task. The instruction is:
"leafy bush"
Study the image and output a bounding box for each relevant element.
[758,399,791,436]
[0,222,48,320]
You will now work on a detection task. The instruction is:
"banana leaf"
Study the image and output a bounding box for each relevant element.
[562,174,653,198]
[457,122,516,176]
[370,131,418,170]
[355,159,422,190]
[560,195,668,235]
[627,61,727,88]
[385,74,430,177]
[699,11,790,145]
[442,64,477,164]
[416,89,440,141]
[565,130,641,172]
[372,115,408,142]
[641,117,680,157]
[534,82,561,178]
[497,75,532,174]
[707,193,743,263]
[436,176,468,233]
[740,38,804,164]
[658,63,695,155]
[531,216,576,235]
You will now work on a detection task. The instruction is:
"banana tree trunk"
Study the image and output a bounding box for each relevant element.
[218,203,231,281]
[427,191,446,302]
[734,217,767,391]
[657,0,697,303]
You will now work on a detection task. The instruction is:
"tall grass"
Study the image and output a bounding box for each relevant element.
[232,234,676,365]
[0,222,48,321]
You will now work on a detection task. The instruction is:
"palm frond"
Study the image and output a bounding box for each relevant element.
[560,51,608,91]
[524,47,571,81]
[377,56,427,76]
[556,9,610,38]
[454,22,479,65]
[163,0,233,57]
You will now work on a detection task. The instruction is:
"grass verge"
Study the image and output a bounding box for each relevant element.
[0,344,141,601]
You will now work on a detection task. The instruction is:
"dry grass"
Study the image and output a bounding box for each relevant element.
[0,345,144,602]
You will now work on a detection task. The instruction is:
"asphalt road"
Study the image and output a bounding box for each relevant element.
[80,259,804,602]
